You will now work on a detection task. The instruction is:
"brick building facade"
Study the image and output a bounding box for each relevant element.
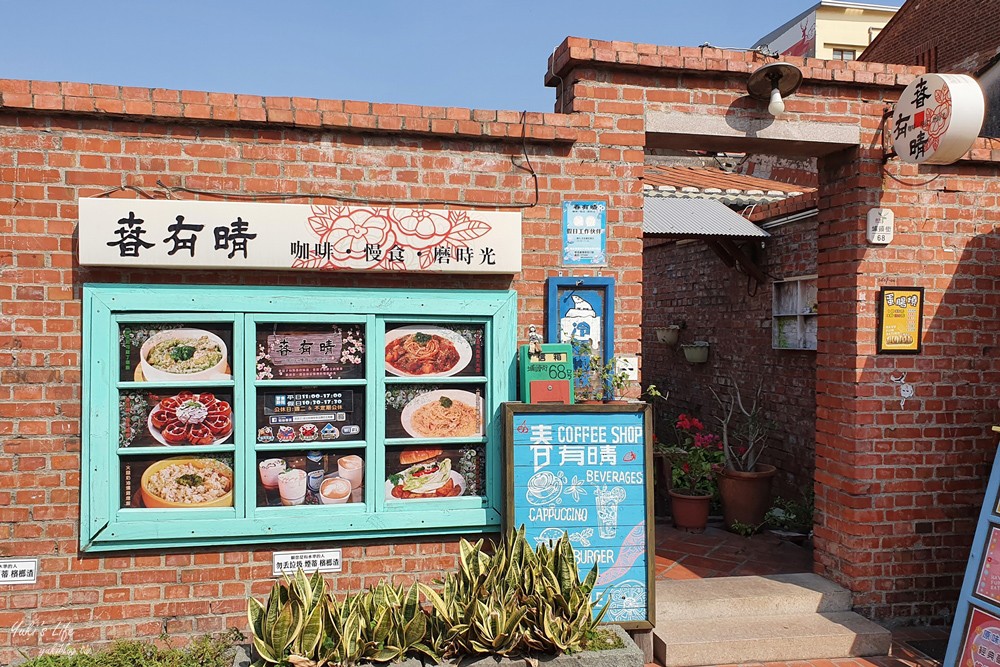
[643,193,820,500]
[1,37,999,659]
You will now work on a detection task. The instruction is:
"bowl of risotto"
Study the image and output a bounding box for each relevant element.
[139,456,234,508]
[140,328,229,382]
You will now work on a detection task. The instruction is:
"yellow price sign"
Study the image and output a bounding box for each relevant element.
[876,287,923,354]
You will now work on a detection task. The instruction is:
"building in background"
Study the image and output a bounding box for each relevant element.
[753,1,898,60]
[860,0,1000,137]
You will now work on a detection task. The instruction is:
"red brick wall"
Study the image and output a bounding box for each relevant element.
[2,38,1000,657]
[642,212,818,500]
[0,82,647,660]
[861,0,1000,73]
[549,38,1000,621]
[813,149,1000,620]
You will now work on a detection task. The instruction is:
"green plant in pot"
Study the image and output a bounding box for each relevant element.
[710,377,776,531]
[658,413,724,533]
[572,340,631,402]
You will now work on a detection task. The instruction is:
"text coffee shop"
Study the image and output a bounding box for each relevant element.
[66,196,653,635]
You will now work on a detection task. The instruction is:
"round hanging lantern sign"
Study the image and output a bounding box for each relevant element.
[891,73,985,165]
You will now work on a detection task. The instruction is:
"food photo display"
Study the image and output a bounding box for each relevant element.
[384,324,484,378]
[119,389,235,448]
[384,445,485,501]
[119,324,233,383]
[255,388,365,445]
[121,454,234,509]
[256,449,366,507]
[384,384,484,440]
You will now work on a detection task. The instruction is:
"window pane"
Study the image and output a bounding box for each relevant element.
[386,444,486,500]
[121,389,235,448]
[256,324,366,380]
[120,323,233,383]
[255,387,366,444]
[256,449,366,506]
[384,323,485,377]
[385,384,484,440]
[123,454,234,509]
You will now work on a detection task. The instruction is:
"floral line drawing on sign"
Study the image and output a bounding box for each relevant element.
[293,206,497,271]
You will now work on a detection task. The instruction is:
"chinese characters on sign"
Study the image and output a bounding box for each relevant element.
[507,406,652,626]
[876,287,923,354]
[959,608,1000,667]
[272,549,343,576]
[866,208,894,245]
[891,73,986,165]
[0,558,38,584]
[80,199,521,273]
[562,201,607,266]
[976,527,1000,606]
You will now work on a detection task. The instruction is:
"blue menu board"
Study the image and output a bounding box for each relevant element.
[945,428,1000,666]
[504,403,653,629]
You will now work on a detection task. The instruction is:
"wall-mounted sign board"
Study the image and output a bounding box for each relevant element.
[562,200,608,266]
[0,558,38,584]
[272,549,343,576]
[79,199,522,274]
[891,73,985,165]
[945,433,1000,665]
[876,286,923,354]
[503,402,654,630]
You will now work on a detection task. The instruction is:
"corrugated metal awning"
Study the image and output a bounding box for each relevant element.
[643,197,769,238]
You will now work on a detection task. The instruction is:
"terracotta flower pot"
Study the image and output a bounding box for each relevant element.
[717,464,776,530]
[668,489,711,533]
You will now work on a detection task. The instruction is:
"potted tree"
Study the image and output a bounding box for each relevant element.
[572,341,632,403]
[659,413,724,533]
[711,377,776,531]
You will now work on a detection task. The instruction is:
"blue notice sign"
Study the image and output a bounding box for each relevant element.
[562,201,607,266]
[505,404,652,628]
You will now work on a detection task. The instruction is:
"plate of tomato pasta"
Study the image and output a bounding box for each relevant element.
[384,326,472,377]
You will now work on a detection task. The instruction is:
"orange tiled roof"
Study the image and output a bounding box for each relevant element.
[642,165,815,205]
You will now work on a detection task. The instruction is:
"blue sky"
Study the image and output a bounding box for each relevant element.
[1,1,903,111]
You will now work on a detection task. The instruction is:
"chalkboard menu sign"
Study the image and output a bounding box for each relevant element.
[503,403,653,630]
[945,428,1000,666]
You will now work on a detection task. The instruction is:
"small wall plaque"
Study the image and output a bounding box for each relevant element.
[0,558,39,584]
[272,549,343,576]
[867,209,894,245]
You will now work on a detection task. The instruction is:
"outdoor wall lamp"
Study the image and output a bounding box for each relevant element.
[747,62,803,116]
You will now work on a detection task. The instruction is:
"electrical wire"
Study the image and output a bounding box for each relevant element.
[95,185,157,199]
[101,116,543,209]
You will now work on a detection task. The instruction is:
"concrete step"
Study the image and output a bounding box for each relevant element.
[656,573,853,621]
[653,610,892,667]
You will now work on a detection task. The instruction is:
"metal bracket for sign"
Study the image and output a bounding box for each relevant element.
[944,438,1000,664]
[502,402,654,631]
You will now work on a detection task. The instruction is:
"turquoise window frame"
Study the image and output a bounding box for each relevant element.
[81,283,518,552]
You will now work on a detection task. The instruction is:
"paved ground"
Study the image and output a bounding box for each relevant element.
[649,522,949,667]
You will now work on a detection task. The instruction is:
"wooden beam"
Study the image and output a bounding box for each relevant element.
[717,239,767,284]
[705,240,736,267]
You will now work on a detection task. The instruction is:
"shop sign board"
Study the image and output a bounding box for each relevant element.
[504,403,654,629]
[562,200,607,266]
[945,431,1000,665]
[0,558,38,584]
[79,199,522,274]
[876,286,923,354]
[976,526,1000,605]
[891,73,985,165]
[272,549,343,576]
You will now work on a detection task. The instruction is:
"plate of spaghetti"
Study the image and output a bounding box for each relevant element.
[400,390,483,439]
[385,326,472,377]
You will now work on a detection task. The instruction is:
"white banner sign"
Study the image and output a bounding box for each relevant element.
[892,73,985,165]
[79,199,522,274]
[0,558,39,584]
[272,549,343,576]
